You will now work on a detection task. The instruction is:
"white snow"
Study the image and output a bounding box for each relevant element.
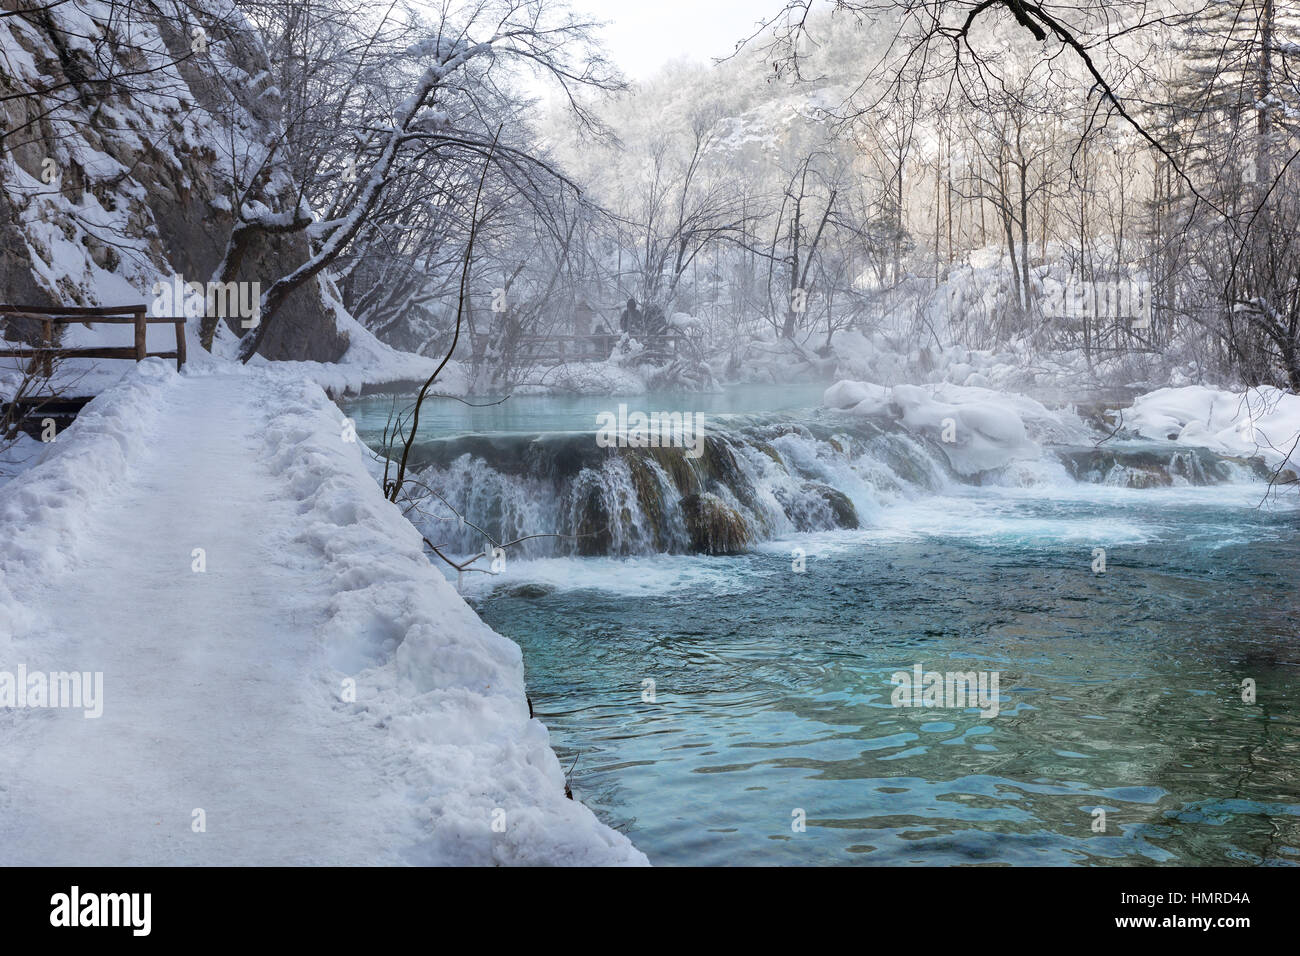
[243,285,469,398]
[824,379,1085,475]
[822,380,891,416]
[0,360,645,865]
[1123,385,1300,472]
[826,377,1300,480]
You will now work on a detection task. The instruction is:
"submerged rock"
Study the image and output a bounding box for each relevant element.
[1055,443,1264,486]
[502,583,556,599]
[1107,465,1172,489]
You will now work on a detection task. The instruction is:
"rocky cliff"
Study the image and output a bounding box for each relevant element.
[0,0,348,361]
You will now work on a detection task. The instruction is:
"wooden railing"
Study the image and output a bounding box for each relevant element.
[0,304,187,375]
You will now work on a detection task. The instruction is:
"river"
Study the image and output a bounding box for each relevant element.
[346,384,1300,865]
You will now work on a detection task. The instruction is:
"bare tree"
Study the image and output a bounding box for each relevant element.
[195,0,619,361]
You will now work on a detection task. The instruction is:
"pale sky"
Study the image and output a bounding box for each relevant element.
[564,0,772,80]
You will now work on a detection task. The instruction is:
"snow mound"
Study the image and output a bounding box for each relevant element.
[823,380,890,416]
[823,379,1086,475]
[890,384,1041,475]
[253,372,646,864]
[248,287,469,398]
[1124,386,1300,472]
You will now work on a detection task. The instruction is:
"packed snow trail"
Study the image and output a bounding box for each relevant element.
[0,362,645,866]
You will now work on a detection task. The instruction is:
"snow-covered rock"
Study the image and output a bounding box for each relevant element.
[1124,385,1300,472]
[823,379,890,416]
[825,379,1094,475]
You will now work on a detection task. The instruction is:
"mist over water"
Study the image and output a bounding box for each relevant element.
[349,388,1300,865]
[347,383,830,438]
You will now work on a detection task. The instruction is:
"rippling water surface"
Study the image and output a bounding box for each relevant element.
[470,486,1300,866]
[348,388,1300,865]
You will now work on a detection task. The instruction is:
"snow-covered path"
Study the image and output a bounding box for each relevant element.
[0,363,645,865]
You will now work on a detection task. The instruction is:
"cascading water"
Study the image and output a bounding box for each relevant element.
[398,410,1271,559]
[345,389,1300,866]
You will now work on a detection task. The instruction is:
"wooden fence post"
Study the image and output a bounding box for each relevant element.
[133,307,146,362]
[41,318,52,377]
[174,319,186,371]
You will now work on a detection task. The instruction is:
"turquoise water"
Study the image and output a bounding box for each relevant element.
[347,383,829,439]
[466,484,1300,866]
[346,388,1300,865]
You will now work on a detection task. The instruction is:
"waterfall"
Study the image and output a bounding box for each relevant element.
[401,413,1272,558]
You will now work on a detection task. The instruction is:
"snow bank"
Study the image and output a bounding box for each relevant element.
[0,362,644,864]
[250,335,468,399]
[825,379,1089,475]
[241,280,470,397]
[224,371,647,864]
[822,380,890,416]
[825,377,1299,480]
[0,359,179,636]
[8,306,463,401]
[0,431,42,485]
[1123,386,1300,472]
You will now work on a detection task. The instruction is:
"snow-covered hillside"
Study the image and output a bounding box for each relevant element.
[2,0,370,369]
